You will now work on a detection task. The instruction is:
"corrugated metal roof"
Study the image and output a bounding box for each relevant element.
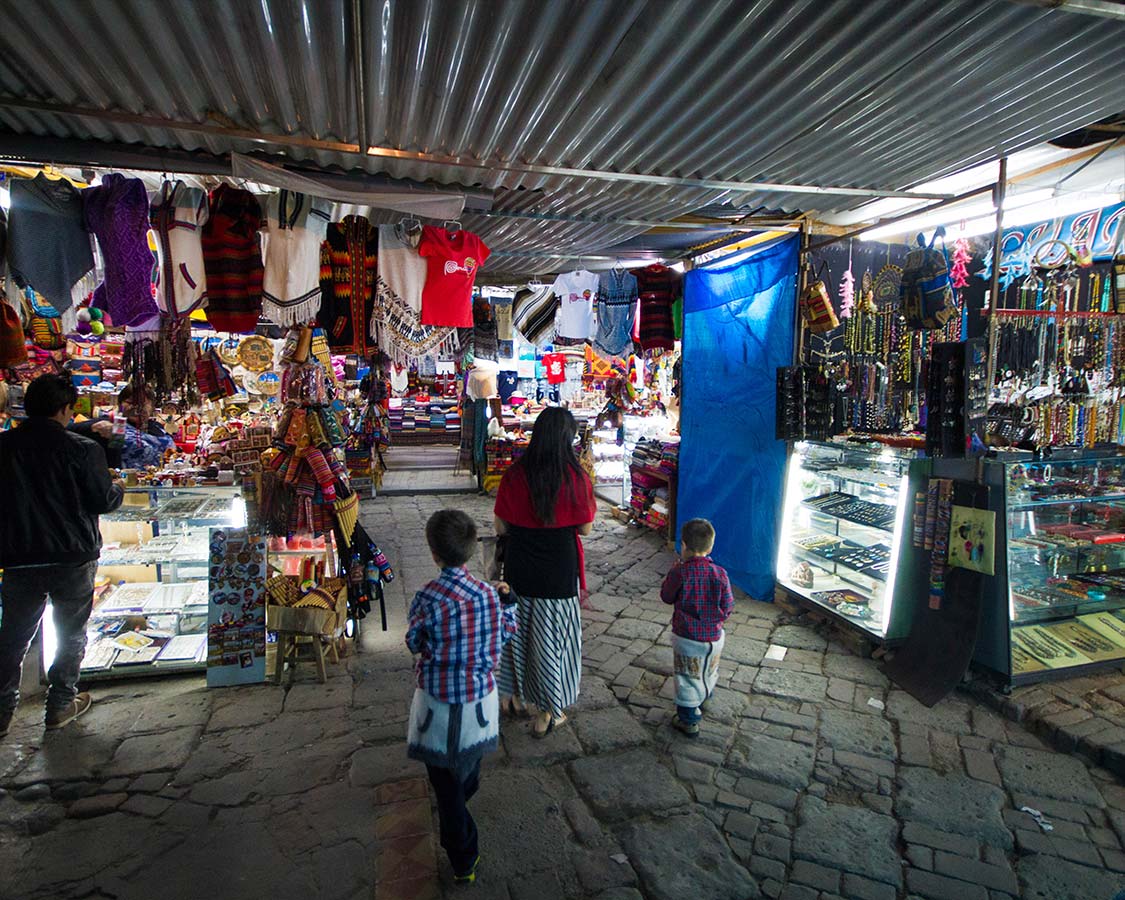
[0,0,1122,275]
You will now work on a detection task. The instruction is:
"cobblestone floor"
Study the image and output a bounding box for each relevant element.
[1,493,1124,900]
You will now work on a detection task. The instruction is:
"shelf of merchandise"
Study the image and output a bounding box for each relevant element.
[776,441,917,643]
[41,484,245,682]
[969,456,1125,686]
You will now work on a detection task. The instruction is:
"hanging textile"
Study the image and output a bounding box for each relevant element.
[418,225,489,328]
[201,185,264,333]
[678,236,798,600]
[378,223,427,316]
[551,269,599,340]
[636,263,680,351]
[319,214,377,355]
[512,283,557,346]
[261,190,331,326]
[7,174,94,314]
[595,268,639,357]
[150,180,209,319]
[83,174,159,327]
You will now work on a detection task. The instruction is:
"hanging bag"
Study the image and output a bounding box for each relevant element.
[900,227,956,330]
[0,299,28,368]
[21,287,65,350]
[799,261,839,333]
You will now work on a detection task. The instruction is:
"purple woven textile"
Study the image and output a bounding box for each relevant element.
[84,174,158,327]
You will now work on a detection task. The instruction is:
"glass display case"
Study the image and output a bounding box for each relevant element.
[981,455,1125,683]
[41,484,245,681]
[776,441,916,640]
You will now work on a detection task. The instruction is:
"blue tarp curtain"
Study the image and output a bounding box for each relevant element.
[678,236,799,601]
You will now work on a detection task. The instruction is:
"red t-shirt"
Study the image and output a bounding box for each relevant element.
[418,225,490,327]
[542,352,567,384]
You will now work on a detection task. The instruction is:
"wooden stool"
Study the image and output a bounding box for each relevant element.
[272,631,330,684]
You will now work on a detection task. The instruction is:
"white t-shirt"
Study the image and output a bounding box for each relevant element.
[378,224,428,316]
[551,270,599,339]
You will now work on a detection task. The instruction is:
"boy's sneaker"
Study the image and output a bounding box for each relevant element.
[671,717,700,737]
[454,855,480,884]
[45,693,93,730]
[0,709,12,738]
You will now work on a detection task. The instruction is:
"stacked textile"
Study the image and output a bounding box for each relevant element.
[659,440,680,475]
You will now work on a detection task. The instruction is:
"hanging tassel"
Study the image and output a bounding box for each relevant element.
[950,237,972,290]
[262,290,323,328]
[839,243,855,319]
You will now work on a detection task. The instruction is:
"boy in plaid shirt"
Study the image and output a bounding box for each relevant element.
[406,509,517,883]
[661,518,734,737]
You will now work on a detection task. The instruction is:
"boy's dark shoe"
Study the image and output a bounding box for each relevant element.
[671,717,700,737]
[45,693,92,730]
[0,708,12,738]
[454,855,481,884]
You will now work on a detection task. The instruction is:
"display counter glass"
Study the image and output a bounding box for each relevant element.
[997,455,1125,681]
[41,484,245,681]
[777,441,915,640]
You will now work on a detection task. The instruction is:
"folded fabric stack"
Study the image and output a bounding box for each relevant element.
[660,440,679,475]
[631,437,664,471]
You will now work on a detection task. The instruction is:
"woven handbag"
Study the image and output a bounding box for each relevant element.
[0,300,27,367]
[800,262,839,333]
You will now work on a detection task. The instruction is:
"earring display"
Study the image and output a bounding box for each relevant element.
[776,365,832,441]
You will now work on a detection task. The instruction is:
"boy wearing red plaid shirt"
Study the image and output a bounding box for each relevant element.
[406,510,517,883]
[661,518,734,737]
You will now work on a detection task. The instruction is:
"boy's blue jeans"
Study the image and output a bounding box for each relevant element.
[676,704,702,724]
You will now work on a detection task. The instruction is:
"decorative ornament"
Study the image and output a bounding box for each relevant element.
[90,320,105,336]
[951,237,972,290]
[839,243,855,319]
[77,308,92,324]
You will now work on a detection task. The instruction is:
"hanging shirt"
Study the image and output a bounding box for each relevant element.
[498,370,519,404]
[201,185,265,333]
[551,270,599,340]
[389,364,409,395]
[83,174,159,328]
[7,174,93,314]
[150,180,209,319]
[418,225,489,328]
[636,264,680,351]
[318,215,378,355]
[595,268,639,358]
[542,351,567,385]
[261,190,331,327]
[517,345,536,379]
[378,224,428,316]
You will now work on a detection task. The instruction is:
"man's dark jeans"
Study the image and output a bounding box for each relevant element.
[0,561,97,714]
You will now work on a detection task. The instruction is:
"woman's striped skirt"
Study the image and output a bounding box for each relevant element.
[496,592,582,716]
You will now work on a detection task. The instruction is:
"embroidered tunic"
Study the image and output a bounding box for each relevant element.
[261,190,331,326]
[150,180,209,319]
[83,174,159,328]
[318,215,377,355]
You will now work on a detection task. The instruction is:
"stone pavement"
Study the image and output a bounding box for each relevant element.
[1,493,1124,899]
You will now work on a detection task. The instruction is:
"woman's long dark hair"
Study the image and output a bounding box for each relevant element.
[518,406,583,525]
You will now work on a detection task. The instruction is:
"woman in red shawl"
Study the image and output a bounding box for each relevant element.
[494,407,596,738]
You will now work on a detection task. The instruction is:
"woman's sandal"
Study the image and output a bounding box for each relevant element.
[531,712,567,739]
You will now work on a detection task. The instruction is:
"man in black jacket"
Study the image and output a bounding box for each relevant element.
[0,375,124,736]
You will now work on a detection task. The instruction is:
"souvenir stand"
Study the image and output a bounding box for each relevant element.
[776,206,1125,684]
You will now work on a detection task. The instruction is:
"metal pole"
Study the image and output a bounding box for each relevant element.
[350,0,369,156]
[984,157,1008,404]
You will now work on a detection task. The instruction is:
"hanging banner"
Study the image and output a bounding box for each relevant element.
[982,201,1125,288]
[206,527,267,687]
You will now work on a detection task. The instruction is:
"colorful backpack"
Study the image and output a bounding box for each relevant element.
[900,227,956,330]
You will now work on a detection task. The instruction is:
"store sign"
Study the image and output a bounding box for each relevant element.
[984,201,1125,288]
[206,527,267,687]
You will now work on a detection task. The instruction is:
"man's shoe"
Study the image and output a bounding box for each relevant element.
[453,855,480,884]
[0,709,13,738]
[45,693,92,730]
[671,717,700,737]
